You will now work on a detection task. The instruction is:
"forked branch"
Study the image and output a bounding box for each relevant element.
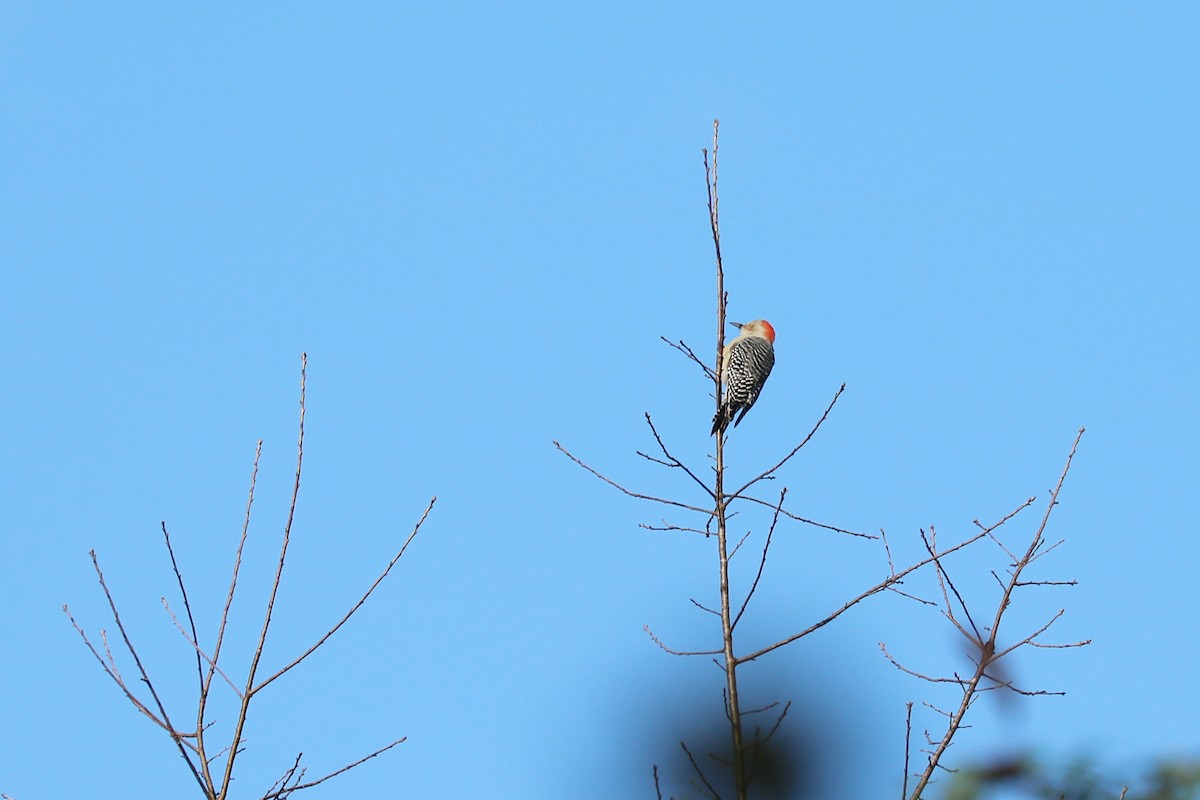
[67,353,435,800]
[902,428,1088,800]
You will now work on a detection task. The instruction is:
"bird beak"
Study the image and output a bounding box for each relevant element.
[728,321,743,328]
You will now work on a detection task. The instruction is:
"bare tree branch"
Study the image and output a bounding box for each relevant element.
[199,438,262,791]
[68,354,426,800]
[902,702,913,800]
[737,498,1036,665]
[704,119,751,800]
[644,624,722,657]
[732,489,786,630]
[255,497,436,692]
[906,428,1087,800]
[161,522,203,691]
[638,413,716,500]
[258,738,406,800]
[160,598,244,698]
[219,355,311,797]
[921,526,984,646]
[662,336,717,382]
[735,494,876,539]
[725,383,845,501]
[69,553,207,791]
[554,440,716,516]
[681,740,723,800]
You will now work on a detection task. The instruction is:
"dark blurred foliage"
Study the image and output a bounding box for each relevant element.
[629,664,860,800]
[651,705,816,800]
[942,753,1200,800]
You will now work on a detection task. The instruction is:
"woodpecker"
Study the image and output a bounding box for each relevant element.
[711,319,776,436]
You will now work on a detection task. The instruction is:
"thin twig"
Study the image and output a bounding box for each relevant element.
[641,413,717,500]
[644,624,722,657]
[725,384,846,501]
[921,527,984,646]
[161,598,244,697]
[736,494,875,539]
[737,498,1036,665]
[263,753,304,800]
[747,700,791,787]
[640,521,711,536]
[85,553,206,789]
[690,598,721,616]
[161,522,203,691]
[258,738,407,800]
[880,642,969,685]
[732,489,786,630]
[64,606,173,731]
[255,497,436,692]
[758,700,791,744]
[681,741,722,800]
[554,440,716,516]
[662,336,717,382]
[727,530,753,560]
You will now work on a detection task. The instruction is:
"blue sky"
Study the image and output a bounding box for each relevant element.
[2,4,1197,798]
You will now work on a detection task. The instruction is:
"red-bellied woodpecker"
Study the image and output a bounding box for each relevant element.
[711,319,776,436]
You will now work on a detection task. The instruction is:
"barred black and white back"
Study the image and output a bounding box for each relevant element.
[711,319,776,436]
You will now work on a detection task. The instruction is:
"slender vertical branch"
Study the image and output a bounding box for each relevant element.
[715,499,746,799]
[198,438,262,793]
[161,523,203,691]
[706,118,726,342]
[218,353,307,799]
[706,117,747,800]
[902,702,913,800]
